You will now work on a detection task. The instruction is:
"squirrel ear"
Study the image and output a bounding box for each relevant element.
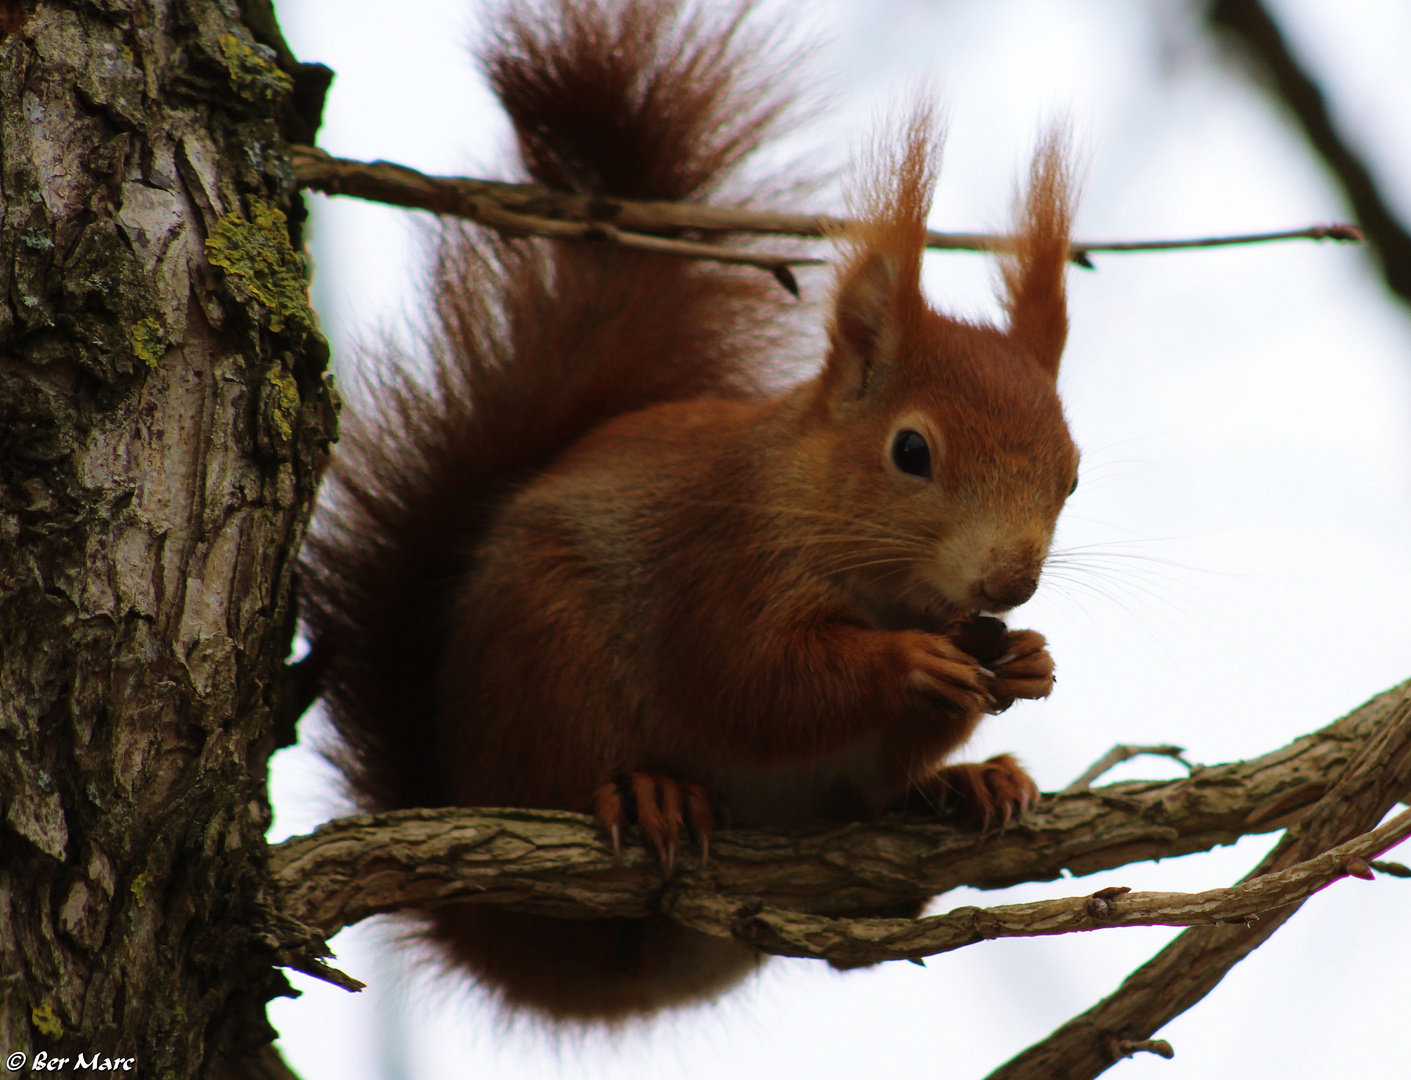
[824,106,939,402]
[1001,127,1075,378]
[828,251,899,398]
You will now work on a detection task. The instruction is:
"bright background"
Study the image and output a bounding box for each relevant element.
[267,1,1411,1077]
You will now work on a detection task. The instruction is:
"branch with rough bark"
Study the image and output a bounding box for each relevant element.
[264,679,1411,1080]
[287,144,1361,287]
[670,806,1411,965]
[988,680,1411,1079]
[270,681,1410,981]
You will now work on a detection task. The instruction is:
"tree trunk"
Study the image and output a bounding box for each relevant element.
[0,0,331,1075]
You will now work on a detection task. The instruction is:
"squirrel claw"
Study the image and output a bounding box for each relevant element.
[988,629,1054,709]
[592,782,625,856]
[593,771,715,869]
[906,754,1040,831]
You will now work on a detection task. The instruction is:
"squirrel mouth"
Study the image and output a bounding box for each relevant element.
[887,589,966,633]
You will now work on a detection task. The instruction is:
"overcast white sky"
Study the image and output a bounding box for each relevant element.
[268,1,1411,1077]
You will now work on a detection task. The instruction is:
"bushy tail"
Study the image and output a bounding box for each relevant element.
[300,0,800,814]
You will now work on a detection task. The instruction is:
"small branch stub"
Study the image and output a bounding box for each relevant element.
[1342,856,1374,880]
[1066,746,1196,792]
[1086,886,1132,919]
[1110,1038,1175,1062]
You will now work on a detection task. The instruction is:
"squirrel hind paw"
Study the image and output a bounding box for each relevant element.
[910,754,1040,830]
[593,772,716,869]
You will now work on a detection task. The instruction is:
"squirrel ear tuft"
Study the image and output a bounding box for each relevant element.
[1001,126,1076,378]
[824,105,940,400]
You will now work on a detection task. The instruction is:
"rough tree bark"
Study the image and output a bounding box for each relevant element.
[0,1,332,1076]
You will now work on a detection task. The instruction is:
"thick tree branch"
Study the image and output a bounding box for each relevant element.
[288,145,1360,275]
[988,685,1411,1079]
[669,806,1411,964]
[271,680,1410,942]
[1208,0,1411,307]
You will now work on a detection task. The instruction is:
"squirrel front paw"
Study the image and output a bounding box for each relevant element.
[900,632,995,717]
[987,629,1054,711]
[593,771,715,870]
[945,616,1054,712]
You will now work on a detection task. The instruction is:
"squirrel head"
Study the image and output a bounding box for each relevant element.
[798,118,1078,625]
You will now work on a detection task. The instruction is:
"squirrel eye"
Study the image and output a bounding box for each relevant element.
[1068,475,1079,496]
[891,429,932,479]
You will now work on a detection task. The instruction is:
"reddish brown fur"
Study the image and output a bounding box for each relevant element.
[1002,127,1075,374]
[301,0,1079,1024]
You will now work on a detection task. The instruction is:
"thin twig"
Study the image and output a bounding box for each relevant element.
[288,145,1361,272]
[669,806,1411,965]
[1064,744,1197,792]
[1070,224,1360,254]
[472,203,825,286]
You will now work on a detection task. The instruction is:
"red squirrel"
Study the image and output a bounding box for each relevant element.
[301,0,1078,1023]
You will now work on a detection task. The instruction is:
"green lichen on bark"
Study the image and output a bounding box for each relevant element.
[30,1003,61,1039]
[206,197,314,337]
[256,363,302,461]
[266,367,299,440]
[129,318,167,366]
[219,32,294,106]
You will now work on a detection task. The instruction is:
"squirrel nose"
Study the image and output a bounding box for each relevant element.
[979,566,1041,610]
[976,550,1044,609]
[978,539,1045,610]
